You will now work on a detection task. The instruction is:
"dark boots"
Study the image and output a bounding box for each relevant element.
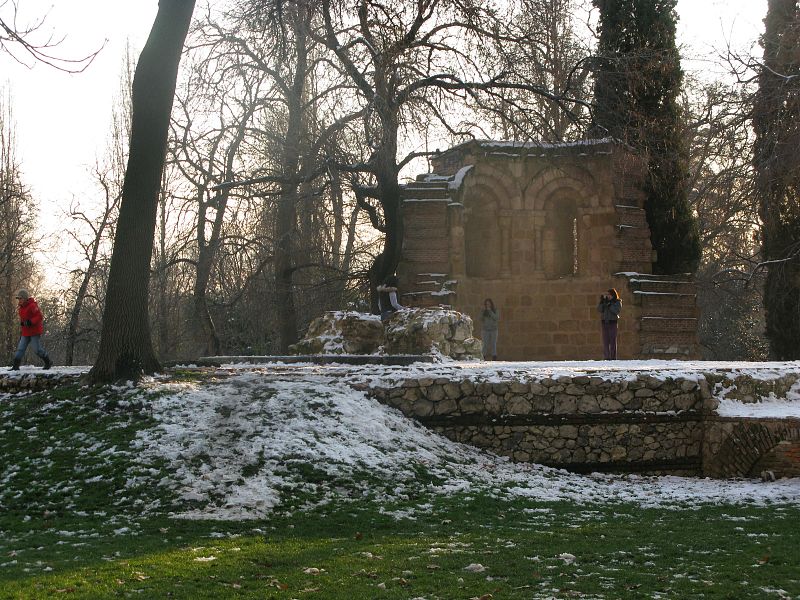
[43,356,52,370]
[10,358,21,371]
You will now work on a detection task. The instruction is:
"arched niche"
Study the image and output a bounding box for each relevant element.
[543,193,580,278]
[464,188,502,278]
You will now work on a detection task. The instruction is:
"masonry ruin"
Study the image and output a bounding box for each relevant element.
[397,138,699,360]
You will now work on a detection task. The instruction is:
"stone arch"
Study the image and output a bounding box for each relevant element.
[710,420,800,478]
[522,169,599,212]
[462,165,518,210]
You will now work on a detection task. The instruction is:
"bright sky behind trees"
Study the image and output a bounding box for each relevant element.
[2,0,766,280]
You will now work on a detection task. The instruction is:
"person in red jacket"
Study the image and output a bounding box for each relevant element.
[11,289,52,371]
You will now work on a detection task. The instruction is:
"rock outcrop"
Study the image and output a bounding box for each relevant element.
[288,311,385,355]
[383,308,482,359]
[289,308,482,360]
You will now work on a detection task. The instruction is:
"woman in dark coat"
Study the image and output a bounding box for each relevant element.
[597,288,622,360]
[481,298,499,360]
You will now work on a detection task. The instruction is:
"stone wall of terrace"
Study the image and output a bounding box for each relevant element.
[366,373,715,474]
[0,373,80,394]
[364,369,800,478]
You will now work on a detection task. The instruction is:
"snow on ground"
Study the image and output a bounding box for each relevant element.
[129,362,800,521]
[2,365,89,377]
[4,359,799,520]
[716,379,800,418]
[202,358,800,386]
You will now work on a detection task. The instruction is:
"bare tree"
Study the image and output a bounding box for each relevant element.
[476,0,594,140]
[195,0,369,351]
[314,0,591,302]
[169,87,262,355]
[0,0,101,71]
[676,78,768,359]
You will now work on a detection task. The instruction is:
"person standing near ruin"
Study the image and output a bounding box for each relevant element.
[597,288,622,360]
[377,275,404,322]
[481,298,499,360]
[10,289,52,371]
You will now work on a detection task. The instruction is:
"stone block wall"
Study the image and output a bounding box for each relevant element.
[0,373,80,394]
[705,373,800,402]
[363,369,800,478]
[367,374,713,474]
[453,276,641,360]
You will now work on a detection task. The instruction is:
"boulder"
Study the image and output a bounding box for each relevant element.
[383,308,482,360]
[289,311,384,355]
[289,308,482,360]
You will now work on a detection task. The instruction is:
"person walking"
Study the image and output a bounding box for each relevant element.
[377,275,404,322]
[597,288,622,360]
[10,289,52,371]
[481,298,499,360]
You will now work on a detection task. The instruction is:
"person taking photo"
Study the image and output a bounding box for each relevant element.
[597,288,622,360]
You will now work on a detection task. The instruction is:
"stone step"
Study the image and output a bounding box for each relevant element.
[615,225,651,239]
[615,205,648,227]
[398,262,450,286]
[403,181,450,190]
[636,291,697,314]
[401,291,450,308]
[618,260,654,274]
[401,183,451,201]
[629,277,697,294]
[411,277,456,291]
[639,317,698,333]
[640,306,699,319]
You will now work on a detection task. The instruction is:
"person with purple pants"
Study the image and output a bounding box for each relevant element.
[597,288,622,360]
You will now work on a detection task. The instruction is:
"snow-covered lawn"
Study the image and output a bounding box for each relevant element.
[3,359,800,523]
[127,361,800,520]
[2,361,800,597]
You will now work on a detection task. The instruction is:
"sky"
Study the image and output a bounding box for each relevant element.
[2,0,768,284]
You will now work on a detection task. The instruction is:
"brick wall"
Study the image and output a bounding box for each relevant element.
[453,276,640,360]
[704,419,800,478]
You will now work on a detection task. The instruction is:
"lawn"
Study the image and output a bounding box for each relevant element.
[1,372,798,599]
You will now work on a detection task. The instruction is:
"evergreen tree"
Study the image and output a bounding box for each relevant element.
[752,0,800,360]
[592,0,700,274]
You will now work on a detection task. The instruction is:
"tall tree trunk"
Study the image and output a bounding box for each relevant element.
[88,0,195,383]
[274,9,309,353]
[155,189,171,358]
[192,181,222,356]
[368,95,403,310]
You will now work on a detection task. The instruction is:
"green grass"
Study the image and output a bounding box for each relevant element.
[1,382,799,599]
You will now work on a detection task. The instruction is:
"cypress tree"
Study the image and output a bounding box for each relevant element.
[593,0,700,274]
[752,0,800,360]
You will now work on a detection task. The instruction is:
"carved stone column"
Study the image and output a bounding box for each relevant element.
[448,203,466,277]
